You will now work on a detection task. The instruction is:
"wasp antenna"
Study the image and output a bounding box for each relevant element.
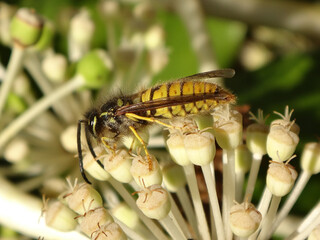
[77,120,92,184]
[84,122,105,169]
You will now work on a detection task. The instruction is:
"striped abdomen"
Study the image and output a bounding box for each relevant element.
[139,81,234,119]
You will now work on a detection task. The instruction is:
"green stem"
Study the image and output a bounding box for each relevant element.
[0,46,25,118]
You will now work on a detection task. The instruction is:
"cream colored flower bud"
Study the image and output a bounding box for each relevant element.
[99,0,120,19]
[4,137,29,163]
[267,126,299,162]
[271,105,300,135]
[104,149,132,183]
[65,183,103,215]
[144,25,165,50]
[69,9,94,45]
[148,47,169,74]
[167,133,191,166]
[183,131,216,166]
[45,200,77,232]
[308,224,320,240]
[122,128,149,153]
[131,155,162,188]
[111,203,140,230]
[235,144,252,173]
[91,222,127,240]
[42,53,67,83]
[162,163,186,192]
[136,185,171,220]
[266,161,297,197]
[246,120,269,155]
[213,107,243,150]
[79,207,113,236]
[300,142,320,174]
[60,125,77,153]
[0,2,16,45]
[229,202,262,237]
[83,146,111,181]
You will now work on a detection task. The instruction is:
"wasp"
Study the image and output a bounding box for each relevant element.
[77,69,236,183]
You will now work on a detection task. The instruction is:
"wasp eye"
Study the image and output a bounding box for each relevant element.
[87,110,99,137]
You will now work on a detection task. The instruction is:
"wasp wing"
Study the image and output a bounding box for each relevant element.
[178,69,235,82]
[116,92,234,116]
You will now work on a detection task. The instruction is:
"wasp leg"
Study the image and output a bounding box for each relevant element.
[129,126,153,170]
[101,137,116,155]
[125,113,181,130]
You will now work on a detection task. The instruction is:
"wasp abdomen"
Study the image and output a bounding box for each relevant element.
[140,81,233,119]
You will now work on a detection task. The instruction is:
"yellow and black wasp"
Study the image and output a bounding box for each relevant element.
[77,69,236,183]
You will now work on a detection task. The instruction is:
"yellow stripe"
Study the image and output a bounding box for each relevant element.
[153,84,168,99]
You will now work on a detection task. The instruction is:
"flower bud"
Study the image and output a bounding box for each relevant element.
[91,222,127,240]
[166,133,191,166]
[76,49,113,89]
[65,182,103,215]
[235,144,252,173]
[60,125,77,153]
[10,8,43,47]
[111,203,140,230]
[144,25,165,50]
[266,161,297,197]
[229,202,262,237]
[246,109,269,155]
[300,142,320,174]
[4,137,29,163]
[33,19,54,51]
[136,185,171,220]
[184,131,216,166]
[122,128,149,153]
[42,53,67,83]
[83,147,111,181]
[78,207,114,237]
[213,107,243,150]
[162,163,186,192]
[69,9,94,46]
[131,155,162,188]
[271,106,300,135]
[267,125,299,162]
[104,149,132,183]
[45,200,77,232]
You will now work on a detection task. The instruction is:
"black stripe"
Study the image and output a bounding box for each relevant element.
[180,81,187,113]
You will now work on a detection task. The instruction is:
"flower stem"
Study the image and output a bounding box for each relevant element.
[0,46,25,118]
[286,202,320,240]
[173,0,219,74]
[271,170,311,233]
[24,52,74,123]
[168,194,193,239]
[109,178,169,240]
[0,176,88,240]
[0,75,85,149]
[244,153,263,202]
[183,164,211,240]
[176,186,200,239]
[258,195,281,240]
[222,149,235,240]
[202,163,225,240]
[159,214,187,240]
